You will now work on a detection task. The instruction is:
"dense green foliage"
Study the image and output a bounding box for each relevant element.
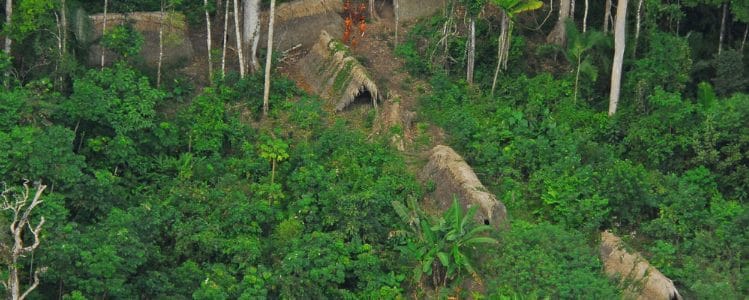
[400,5,748,297]
[1,0,748,298]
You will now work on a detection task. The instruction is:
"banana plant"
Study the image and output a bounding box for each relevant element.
[490,0,543,94]
[392,197,498,290]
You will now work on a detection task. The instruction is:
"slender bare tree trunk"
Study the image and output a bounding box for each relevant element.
[633,0,642,57]
[603,0,611,34]
[3,0,11,58]
[243,0,261,73]
[582,0,588,32]
[742,24,748,51]
[369,0,379,21]
[204,0,213,81]
[263,0,277,117]
[547,0,571,45]
[492,12,511,95]
[157,0,165,88]
[570,0,575,20]
[718,3,727,54]
[394,0,400,47]
[609,0,627,116]
[222,0,229,74]
[232,0,245,78]
[101,0,108,69]
[467,17,476,84]
[61,0,67,55]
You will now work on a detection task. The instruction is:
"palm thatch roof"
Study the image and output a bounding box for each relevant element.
[600,231,683,300]
[298,30,380,111]
[421,145,509,229]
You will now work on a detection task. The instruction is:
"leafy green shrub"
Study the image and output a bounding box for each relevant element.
[485,221,619,298]
[712,49,747,96]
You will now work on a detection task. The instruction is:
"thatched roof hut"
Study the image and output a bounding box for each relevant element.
[298,30,380,111]
[88,12,193,67]
[421,145,509,229]
[600,231,683,300]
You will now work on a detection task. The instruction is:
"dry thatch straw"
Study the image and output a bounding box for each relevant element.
[421,145,509,229]
[600,231,683,300]
[299,30,380,111]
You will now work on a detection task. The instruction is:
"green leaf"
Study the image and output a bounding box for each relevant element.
[464,236,499,245]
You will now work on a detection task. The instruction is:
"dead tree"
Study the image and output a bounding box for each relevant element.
[1,181,48,300]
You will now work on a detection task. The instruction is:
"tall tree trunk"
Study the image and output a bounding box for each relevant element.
[61,0,67,55]
[369,0,379,21]
[101,0,108,69]
[547,0,571,45]
[467,17,476,84]
[3,0,11,58]
[263,0,277,117]
[603,0,611,34]
[570,0,575,20]
[243,0,261,73]
[609,0,627,116]
[232,0,245,78]
[582,0,588,32]
[394,0,400,47]
[492,12,511,95]
[718,3,727,54]
[157,0,165,88]
[742,24,748,51]
[3,0,12,87]
[633,0,642,57]
[222,0,229,74]
[204,0,213,82]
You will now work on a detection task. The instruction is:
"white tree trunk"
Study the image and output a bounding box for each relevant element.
[204,0,213,81]
[582,0,588,32]
[243,0,261,73]
[3,0,11,58]
[369,0,379,20]
[547,0,571,45]
[233,0,245,78]
[222,0,229,74]
[101,0,108,69]
[633,0,642,57]
[394,0,400,47]
[157,0,165,88]
[61,0,67,55]
[263,0,277,117]
[742,24,748,51]
[718,3,727,54]
[467,17,476,84]
[492,12,511,95]
[603,0,611,34]
[2,181,47,300]
[609,0,628,116]
[570,0,575,20]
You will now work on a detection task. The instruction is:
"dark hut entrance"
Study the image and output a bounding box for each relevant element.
[343,88,374,111]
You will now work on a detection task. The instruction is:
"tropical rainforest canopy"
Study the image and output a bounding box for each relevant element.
[0,0,747,298]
